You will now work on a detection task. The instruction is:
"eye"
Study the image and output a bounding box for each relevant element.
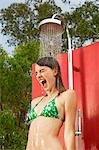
[40,68,45,73]
[35,68,45,77]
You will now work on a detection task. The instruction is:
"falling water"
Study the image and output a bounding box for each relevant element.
[38,16,65,93]
[39,22,64,57]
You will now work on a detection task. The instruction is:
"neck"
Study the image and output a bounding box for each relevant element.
[45,88,59,98]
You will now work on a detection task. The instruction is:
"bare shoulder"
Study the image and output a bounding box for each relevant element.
[62,89,77,107]
[31,96,43,107]
[65,89,77,97]
[62,89,77,98]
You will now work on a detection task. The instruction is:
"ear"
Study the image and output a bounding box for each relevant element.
[53,68,58,76]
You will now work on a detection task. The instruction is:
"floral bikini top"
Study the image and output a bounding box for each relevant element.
[26,95,64,124]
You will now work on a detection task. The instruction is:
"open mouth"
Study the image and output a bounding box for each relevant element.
[40,80,47,87]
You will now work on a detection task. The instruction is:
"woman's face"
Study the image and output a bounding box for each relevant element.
[35,64,57,92]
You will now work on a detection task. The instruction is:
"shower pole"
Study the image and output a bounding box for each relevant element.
[66,28,73,90]
[52,14,74,90]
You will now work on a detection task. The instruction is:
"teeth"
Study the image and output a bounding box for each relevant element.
[40,80,44,84]
[39,80,46,86]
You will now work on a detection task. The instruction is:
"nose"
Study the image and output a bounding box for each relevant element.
[36,72,41,79]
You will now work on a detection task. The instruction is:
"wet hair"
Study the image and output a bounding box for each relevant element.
[36,57,66,93]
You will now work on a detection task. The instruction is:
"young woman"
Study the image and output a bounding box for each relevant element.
[26,57,77,150]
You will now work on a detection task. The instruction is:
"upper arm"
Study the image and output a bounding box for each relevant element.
[64,90,77,137]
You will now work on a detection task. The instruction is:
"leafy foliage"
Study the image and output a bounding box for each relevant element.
[0,3,37,46]
[0,110,28,150]
[63,1,99,48]
[0,1,62,46]
[35,1,62,22]
[0,110,17,136]
[0,41,39,149]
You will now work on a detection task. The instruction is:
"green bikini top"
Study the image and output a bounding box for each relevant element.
[26,96,64,124]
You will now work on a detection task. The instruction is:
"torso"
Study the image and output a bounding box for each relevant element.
[26,91,70,150]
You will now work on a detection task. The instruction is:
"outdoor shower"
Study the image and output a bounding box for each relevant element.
[39,14,73,89]
[38,14,82,149]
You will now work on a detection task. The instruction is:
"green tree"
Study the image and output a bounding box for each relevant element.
[0,41,40,149]
[0,47,9,110]
[0,40,39,113]
[0,3,37,46]
[28,0,62,22]
[63,1,99,48]
[0,110,28,150]
[0,1,62,47]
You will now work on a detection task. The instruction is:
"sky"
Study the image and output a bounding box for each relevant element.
[0,0,92,55]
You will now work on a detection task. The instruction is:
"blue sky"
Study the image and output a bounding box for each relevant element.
[0,0,88,55]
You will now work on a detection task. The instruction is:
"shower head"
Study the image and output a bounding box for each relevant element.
[38,14,64,36]
[39,14,64,57]
[38,14,64,30]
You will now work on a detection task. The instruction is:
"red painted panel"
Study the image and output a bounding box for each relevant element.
[32,42,99,150]
[73,42,99,150]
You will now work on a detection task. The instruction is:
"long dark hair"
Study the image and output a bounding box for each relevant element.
[36,57,66,93]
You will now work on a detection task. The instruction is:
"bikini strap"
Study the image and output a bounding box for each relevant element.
[54,93,65,122]
[33,96,44,109]
[34,92,59,109]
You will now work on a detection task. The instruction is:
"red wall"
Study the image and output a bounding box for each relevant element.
[32,42,99,150]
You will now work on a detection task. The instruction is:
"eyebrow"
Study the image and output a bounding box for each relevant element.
[35,68,46,74]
